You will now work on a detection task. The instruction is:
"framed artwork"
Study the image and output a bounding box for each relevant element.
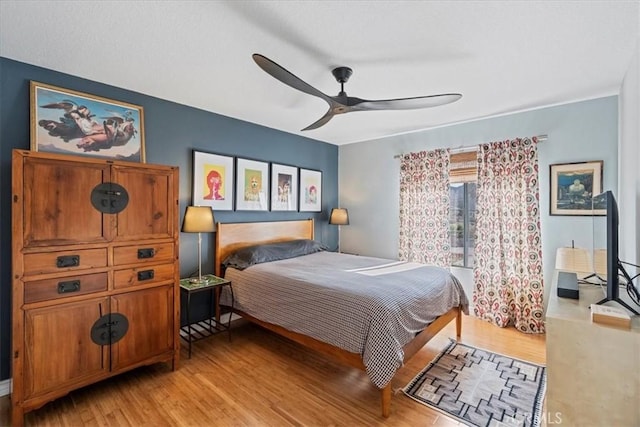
[192,151,234,211]
[270,163,298,211]
[236,158,269,211]
[299,168,322,212]
[30,81,145,162]
[550,160,604,216]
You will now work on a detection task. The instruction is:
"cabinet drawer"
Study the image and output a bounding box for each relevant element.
[24,272,108,304]
[113,243,174,266]
[114,263,175,289]
[23,248,108,276]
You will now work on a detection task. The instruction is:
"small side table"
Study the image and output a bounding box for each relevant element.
[179,274,234,358]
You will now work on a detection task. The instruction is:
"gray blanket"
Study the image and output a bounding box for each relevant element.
[221,251,468,388]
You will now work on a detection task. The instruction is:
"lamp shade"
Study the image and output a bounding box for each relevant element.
[181,206,215,233]
[593,249,607,276]
[329,208,349,225]
[555,247,591,273]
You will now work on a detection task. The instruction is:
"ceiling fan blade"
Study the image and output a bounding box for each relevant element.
[353,93,462,111]
[253,54,332,103]
[301,109,335,131]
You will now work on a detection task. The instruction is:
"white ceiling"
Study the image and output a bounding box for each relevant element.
[1,1,638,146]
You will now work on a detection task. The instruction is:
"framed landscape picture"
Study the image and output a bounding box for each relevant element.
[299,168,322,212]
[270,163,298,211]
[236,158,269,211]
[30,81,145,162]
[192,151,234,211]
[550,160,604,216]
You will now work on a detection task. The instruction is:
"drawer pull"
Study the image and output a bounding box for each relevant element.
[56,255,80,268]
[57,280,80,294]
[137,270,155,281]
[137,248,155,259]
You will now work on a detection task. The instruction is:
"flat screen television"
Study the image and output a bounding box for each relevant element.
[592,190,639,315]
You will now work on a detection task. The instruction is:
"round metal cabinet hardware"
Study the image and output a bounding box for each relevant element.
[91,182,129,214]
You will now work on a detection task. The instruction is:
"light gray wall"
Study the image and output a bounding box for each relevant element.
[620,37,639,279]
[339,96,619,310]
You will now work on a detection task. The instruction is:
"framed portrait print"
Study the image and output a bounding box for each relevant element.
[270,163,298,211]
[299,168,322,212]
[30,81,145,162]
[550,160,604,216]
[192,151,234,211]
[236,158,269,211]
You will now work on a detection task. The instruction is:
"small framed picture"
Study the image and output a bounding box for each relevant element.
[236,158,269,211]
[30,81,145,162]
[550,160,604,216]
[192,151,234,211]
[271,163,298,211]
[299,168,322,212]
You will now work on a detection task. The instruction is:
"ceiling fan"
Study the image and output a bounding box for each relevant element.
[252,53,462,131]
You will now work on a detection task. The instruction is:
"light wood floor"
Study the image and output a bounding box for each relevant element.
[1,314,545,426]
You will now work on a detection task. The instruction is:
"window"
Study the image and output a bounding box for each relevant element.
[449,151,477,268]
[449,183,476,267]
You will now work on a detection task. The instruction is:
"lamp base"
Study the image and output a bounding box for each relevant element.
[557,271,579,299]
[189,277,210,285]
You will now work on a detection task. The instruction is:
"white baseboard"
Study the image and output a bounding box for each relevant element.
[0,379,11,397]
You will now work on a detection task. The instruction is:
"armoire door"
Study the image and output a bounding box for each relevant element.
[110,286,174,370]
[111,165,176,241]
[20,156,111,247]
[23,298,109,398]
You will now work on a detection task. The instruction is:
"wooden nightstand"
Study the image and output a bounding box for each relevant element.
[179,274,234,358]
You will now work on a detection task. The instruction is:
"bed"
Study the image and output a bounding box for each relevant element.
[214,219,468,417]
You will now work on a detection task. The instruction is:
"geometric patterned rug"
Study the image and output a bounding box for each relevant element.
[403,339,546,427]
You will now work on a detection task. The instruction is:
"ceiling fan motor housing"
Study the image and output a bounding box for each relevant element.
[332,67,353,83]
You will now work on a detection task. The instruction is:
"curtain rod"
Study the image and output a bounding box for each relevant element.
[393,134,548,159]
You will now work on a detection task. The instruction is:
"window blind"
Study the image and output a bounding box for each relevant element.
[449,151,477,183]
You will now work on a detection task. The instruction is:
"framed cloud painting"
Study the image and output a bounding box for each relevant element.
[30,81,145,162]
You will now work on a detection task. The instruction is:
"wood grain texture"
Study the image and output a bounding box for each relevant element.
[214,219,314,276]
[0,315,545,426]
[214,219,463,417]
[11,149,181,426]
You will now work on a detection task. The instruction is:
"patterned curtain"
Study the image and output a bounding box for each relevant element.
[473,137,545,333]
[399,149,450,266]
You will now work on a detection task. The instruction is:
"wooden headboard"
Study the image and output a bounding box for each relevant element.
[215,219,314,276]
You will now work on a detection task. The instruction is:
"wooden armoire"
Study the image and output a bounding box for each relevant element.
[11,149,180,424]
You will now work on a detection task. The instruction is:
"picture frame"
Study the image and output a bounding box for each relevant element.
[192,151,234,211]
[299,168,322,212]
[550,160,604,216]
[270,163,299,211]
[30,81,145,162]
[236,158,269,211]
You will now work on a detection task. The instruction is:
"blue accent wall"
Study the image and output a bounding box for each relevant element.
[0,57,338,380]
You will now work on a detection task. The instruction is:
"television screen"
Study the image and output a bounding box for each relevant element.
[592,191,639,315]
[591,194,607,283]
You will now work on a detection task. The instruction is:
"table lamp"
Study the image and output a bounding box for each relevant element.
[555,243,591,299]
[592,249,607,278]
[181,206,215,284]
[555,246,592,274]
[329,208,349,252]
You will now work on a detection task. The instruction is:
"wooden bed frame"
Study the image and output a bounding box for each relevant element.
[214,219,462,418]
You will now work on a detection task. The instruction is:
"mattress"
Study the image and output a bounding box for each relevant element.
[221,251,468,388]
